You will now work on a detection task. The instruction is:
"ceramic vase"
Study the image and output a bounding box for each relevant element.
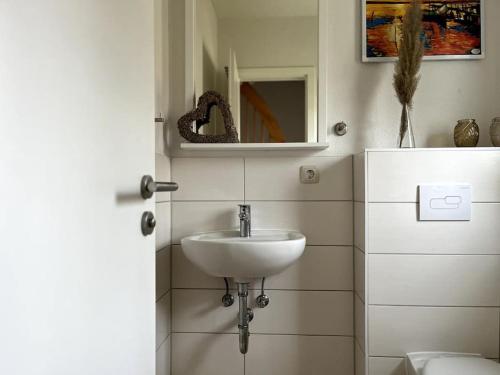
[454,119,479,147]
[490,117,500,147]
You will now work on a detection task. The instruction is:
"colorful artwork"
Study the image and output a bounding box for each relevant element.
[363,0,484,62]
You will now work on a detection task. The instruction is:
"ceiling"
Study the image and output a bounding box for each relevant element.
[210,0,318,19]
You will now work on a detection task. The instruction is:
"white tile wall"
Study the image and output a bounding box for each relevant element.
[354,202,365,251]
[170,156,355,375]
[171,158,244,201]
[156,291,171,350]
[249,201,353,245]
[172,289,239,334]
[368,357,406,375]
[172,245,353,291]
[355,294,365,352]
[369,203,500,254]
[172,289,353,336]
[369,254,500,306]
[171,333,243,375]
[156,202,171,250]
[245,156,352,201]
[256,246,353,291]
[354,247,365,302]
[171,201,241,244]
[248,290,353,336]
[156,247,171,300]
[171,245,225,289]
[357,150,500,375]
[368,305,500,358]
[367,150,500,202]
[156,336,171,375]
[355,342,366,375]
[246,335,354,375]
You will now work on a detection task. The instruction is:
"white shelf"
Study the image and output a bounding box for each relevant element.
[180,142,330,151]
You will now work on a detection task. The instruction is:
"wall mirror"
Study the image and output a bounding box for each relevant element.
[185,0,328,148]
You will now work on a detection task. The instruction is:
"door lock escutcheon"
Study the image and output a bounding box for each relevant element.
[141,211,156,236]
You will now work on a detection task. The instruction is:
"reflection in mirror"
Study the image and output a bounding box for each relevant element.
[194,0,319,143]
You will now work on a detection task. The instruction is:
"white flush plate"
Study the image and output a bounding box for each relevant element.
[419,184,471,221]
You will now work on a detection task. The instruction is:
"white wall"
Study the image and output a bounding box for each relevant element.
[171,0,500,156]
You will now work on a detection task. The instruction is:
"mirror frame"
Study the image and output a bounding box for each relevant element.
[184,0,329,148]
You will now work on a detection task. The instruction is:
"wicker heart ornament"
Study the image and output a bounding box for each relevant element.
[177,91,239,143]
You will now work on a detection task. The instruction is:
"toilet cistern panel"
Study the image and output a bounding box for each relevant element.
[419,184,472,221]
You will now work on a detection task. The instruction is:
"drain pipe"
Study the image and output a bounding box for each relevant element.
[237,283,253,354]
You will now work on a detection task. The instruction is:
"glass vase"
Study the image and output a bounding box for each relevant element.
[397,104,415,148]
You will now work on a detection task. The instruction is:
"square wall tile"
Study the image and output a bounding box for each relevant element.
[249,201,353,246]
[368,305,500,358]
[172,333,243,375]
[245,335,354,375]
[171,201,241,244]
[155,153,171,203]
[156,247,171,301]
[156,291,171,350]
[171,158,244,201]
[245,156,352,201]
[156,202,171,251]
[156,335,170,375]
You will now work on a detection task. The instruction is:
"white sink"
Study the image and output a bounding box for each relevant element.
[181,230,306,282]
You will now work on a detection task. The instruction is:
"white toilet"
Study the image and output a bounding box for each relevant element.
[407,352,500,375]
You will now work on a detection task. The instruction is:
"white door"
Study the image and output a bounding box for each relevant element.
[0,2,156,374]
[228,49,241,135]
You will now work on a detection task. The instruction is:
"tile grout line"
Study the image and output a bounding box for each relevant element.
[351,155,357,375]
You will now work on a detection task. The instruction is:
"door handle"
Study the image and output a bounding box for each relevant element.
[140,175,178,199]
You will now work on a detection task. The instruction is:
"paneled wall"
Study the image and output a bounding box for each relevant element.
[355,149,500,375]
[170,156,354,375]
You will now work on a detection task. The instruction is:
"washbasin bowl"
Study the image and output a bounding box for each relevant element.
[181,230,306,282]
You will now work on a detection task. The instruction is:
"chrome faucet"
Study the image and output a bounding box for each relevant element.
[239,204,251,237]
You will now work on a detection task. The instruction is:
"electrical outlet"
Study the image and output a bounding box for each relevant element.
[300,166,319,184]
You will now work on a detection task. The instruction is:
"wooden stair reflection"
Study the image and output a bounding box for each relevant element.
[240,82,286,143]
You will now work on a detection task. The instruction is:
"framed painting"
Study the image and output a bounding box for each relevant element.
[362,0,485,62]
